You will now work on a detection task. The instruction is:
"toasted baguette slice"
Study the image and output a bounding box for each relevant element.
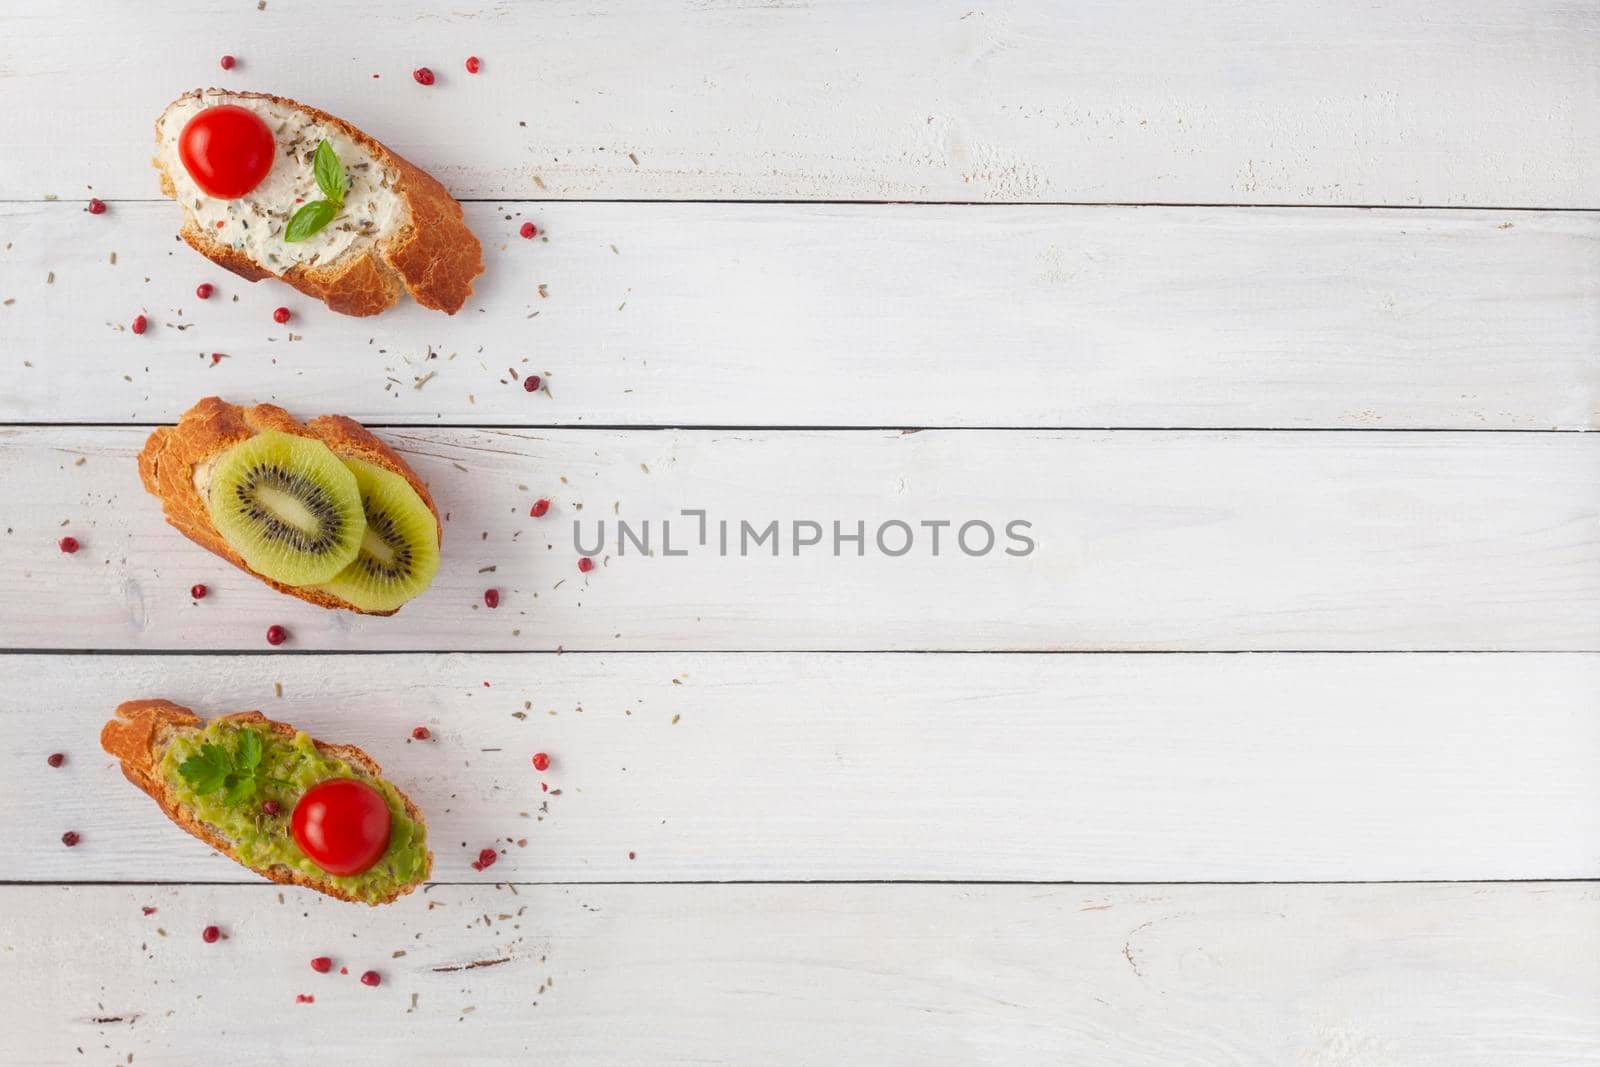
[139,396,442,615]
[155,88,483,316]
[101,699,432,905]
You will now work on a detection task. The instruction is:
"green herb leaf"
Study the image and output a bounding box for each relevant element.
[282,140,345,242]
[224,772,258,806]
[312,139,345,205]
[235,729,262,771]
[177,749,229,795]
[284,199,338,243]
[177,728,270,804]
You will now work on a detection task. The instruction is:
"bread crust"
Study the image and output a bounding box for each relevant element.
[138,396,442,615]
[155,88,483,316]
[101,699,432,905]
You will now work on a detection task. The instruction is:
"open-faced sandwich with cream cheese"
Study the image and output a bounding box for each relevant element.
[139,396,442,615]
[102,700,431,905]
[155,88,483,315]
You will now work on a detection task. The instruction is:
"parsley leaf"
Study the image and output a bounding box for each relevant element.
[175,729,270,805]
[312,139,345,203]
[236,728,262,771]
[177,748,229,795]
[224,773,258,806]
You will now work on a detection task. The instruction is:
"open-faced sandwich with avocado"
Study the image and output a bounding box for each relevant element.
[101,700,431,905]
[155,88,483,315]
[139,396,442,615]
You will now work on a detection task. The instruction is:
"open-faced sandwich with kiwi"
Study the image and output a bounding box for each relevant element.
[156,88,483,315]
[101,700,431,905]
[139,396,441,614]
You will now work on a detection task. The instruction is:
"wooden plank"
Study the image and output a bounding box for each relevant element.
[5,652,1598,882]
[2,1,1596,206]
[2,882,1596,1064]
[2,202,1596,429]
[2,427,1596,651]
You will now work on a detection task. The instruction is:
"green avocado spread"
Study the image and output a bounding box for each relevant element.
[161,719,427,903]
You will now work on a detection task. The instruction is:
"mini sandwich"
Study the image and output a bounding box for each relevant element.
[103,700,431,905]
[155,88,483,315]
[140,397,442,614]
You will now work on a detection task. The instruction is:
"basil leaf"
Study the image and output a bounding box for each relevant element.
[312,139,345,204]
[235,729,262,771]
[284,199,338,243]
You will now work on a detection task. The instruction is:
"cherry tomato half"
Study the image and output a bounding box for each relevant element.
[178,104,275,200]
[291,779,392,876]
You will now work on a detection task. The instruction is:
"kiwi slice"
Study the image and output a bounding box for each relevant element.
[314,457,440,612]
[207,431,365,586]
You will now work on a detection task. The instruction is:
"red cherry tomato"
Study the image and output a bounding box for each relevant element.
[291,779,392,876]
[178,105,275,200]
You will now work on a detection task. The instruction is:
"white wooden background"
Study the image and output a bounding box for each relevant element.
[2,2,1598,1064]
